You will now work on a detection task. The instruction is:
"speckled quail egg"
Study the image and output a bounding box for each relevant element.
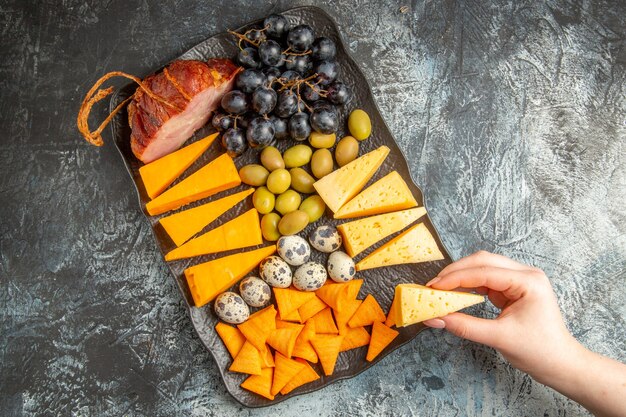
[214,292,250,324]
[277,235,311,266]
[327,251,356,282]
[309,225,342,253]
[293,261,328,291]
[239,276,272,308]
[259,255,293,288]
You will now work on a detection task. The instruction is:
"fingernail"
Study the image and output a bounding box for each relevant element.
[423,319,446,328]
[426,276,441,287]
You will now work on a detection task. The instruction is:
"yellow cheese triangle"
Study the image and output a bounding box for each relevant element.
[337,207,427,257]
[356,222,444,271]
[146,153,240,216]
[159,189,254,247]
[394,284,484,327]
[184,245,276,307]
[334,171,418,219]
[313,146,390,213]
[165,209,262,261]
[139,133,217,199]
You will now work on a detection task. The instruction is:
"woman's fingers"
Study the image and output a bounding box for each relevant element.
[426,312,503,348]
[427,266,529,301]
[437,251,532,278]
[487,289,510,309]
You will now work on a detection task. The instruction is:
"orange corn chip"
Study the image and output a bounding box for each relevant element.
[310,307,338,334]
[344,279,363,301]
[271,352,306,396]
[237,305,277,351]
[334,299,362,335]
[274,287,316,319]
[298,296,327,323]
[316,280,363,312]
[241,367,274,400]
[340,326,371,351]
[280,358,321,395]
[281,307,302,322]
[366,321,399,362]
[311,334,344,376]
[267,325,303,358]
[275,319,303,329]
[215,322,246,359]
[385,295,398,327]
[229,341,262,375]
[291,320,318,363]
[348,294,386,328]
[260,344,275,368]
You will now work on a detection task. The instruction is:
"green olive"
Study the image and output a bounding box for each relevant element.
[252,186,275,214]
[283,144,313,168]
[289,168,316,194]
[278,210,309,236]
[335,136,359,167]
[260,146,285,171]
[260,213,281,241]
[239,164,269,186]
[299,195,326,223]
[275,190,302,215]
[309,132,336,149]
[348,109,371,141]
[310,149,334,179]
[266,168,291,194]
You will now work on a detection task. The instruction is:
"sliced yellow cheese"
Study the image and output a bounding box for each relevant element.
[356,222,444,271]
[159,189,254,247]
[337,207,427,257]
[334,171,417,219]
[313,146,390,213]
[165,209,262,261]
[185,245,276,307]
[393,284,484,327]
[146,153,240,216]
[139,133,218,199]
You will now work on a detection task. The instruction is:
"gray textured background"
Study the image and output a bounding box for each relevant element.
[1,0,624,416]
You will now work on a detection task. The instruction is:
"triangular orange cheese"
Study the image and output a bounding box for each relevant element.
[184,245,275,307]
[356,223,444,271]
[366,321,399,362]
[274,287,316,319]
[313,146,390,213]
[159,189,253,246]
[241,367,274,400]
[348,294,386,328]
[146,153,240,216]
[165,209,262,261]
[229,341,262,375]
[337,207,427,257]
[311,334,343,376]
[334,171,418,219]
[215,322,246,359]
[271,352,305,396]
[279,359,320,395]
[139,133,217,199]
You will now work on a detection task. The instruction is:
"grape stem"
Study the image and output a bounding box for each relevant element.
[227,25,270,50]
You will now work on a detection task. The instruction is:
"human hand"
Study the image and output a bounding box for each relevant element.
[422,251,580,383]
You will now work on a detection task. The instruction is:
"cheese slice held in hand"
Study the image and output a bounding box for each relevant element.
[334,171,418,219]
[139,133,217,199]
[313,146,389,213]
[394,284,484,327]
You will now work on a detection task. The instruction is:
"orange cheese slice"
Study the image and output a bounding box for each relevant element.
[146,153,240,216]
[139,133,217,199]
[159,189,254,247]
[313,146,389,213]
[337,207,427,257]
[334,171,418,219]
[165,209,262,261]
[184,245,276,307]
[356,223,444,271]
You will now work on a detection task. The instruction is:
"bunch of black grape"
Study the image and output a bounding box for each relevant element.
[213,13,353,157]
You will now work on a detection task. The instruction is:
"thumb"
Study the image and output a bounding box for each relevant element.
[430,312,501,347]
